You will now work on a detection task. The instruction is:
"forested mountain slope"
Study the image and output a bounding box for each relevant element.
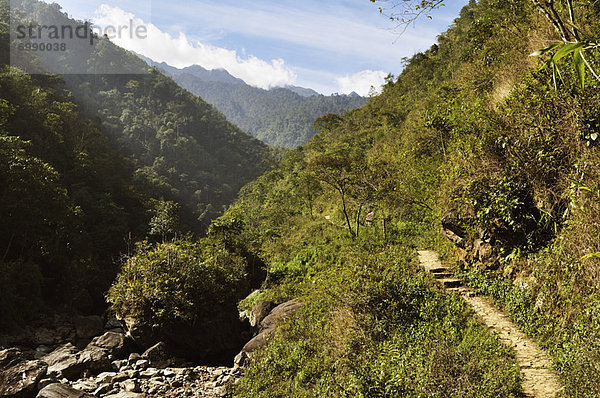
[146,58,367,147]
[0,0,270,323]
[0,23,147,321]
[9,0,271,233]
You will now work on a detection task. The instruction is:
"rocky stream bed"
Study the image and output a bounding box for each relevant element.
[0,299,302,397]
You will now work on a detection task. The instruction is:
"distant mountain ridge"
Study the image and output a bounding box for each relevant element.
[284,85,320,97]
[147,59,246,85]
[140,56,368,148]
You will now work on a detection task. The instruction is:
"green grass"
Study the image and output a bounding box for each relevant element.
[234,244,522,397]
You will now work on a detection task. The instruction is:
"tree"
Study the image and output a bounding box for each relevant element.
[107,238,248,327]
[0,135,71,262]
[309,154,356,236]
[149,200,180,242]
[370,0,445,33]
[372,1,599,89]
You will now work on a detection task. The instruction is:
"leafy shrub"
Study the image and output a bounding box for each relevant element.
[107,239,248,327]
[470,176,552,253]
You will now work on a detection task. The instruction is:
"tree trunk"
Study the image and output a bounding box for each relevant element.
[340,191,355,237]
[355,203,363,237]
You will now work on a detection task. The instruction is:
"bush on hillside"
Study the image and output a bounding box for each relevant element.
[107,239,248,328]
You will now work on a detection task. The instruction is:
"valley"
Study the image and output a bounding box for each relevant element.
[2,0,600,397]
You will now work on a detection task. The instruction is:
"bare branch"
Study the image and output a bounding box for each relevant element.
[371,0,445,34]
[531,0,571,42]
[566,0,581,41]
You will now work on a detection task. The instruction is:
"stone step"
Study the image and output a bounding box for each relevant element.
[433,272,454,279]
[429,267,450,274]
[447,286,476,296]
[441,278,462,288]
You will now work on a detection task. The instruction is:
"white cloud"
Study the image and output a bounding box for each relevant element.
[160,1,433,96]
[159,1,439,72]
[91,5,296,89]
[336,70,388,96]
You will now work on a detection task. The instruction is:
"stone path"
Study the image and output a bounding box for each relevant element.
[418,250,563,398]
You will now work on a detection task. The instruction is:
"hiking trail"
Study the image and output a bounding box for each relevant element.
[418,250,562,398]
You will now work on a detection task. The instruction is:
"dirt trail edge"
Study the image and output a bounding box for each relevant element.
[418,250,562,398]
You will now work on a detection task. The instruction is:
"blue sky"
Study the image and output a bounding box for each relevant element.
[45,0,470,95]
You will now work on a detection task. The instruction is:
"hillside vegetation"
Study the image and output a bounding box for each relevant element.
[180,0,600,395]
[0,0,270,325]
[10,0,271,233]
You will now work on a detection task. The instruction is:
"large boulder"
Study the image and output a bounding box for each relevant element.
[248,301,275,328]
[77,331,127,375]
[77,346,111,375]
[43,332,128,380]
[86,332,126,358]
[36,383,91,398]
[141,342,172,368]
[236,300,304,366]
[0,348,22,368]
[0,359,47,398]
[42,344,82,380]
[257,300,304,335]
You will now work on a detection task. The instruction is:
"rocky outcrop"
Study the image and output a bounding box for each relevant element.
[0,348,22,368]
[0,358,47,398]
[37,383,92,398]
[247,301,275,328]
[86,331,126,358]
[2,321,241,398]
[441,210,501,270]
[441,209,466,249]
[257,300,304,336]
[0,303,255,397]
[65,359,238,397]
[41,331,127,380]
[42,344,82,379]
[141,342,172,369]
[235,300,304,367]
